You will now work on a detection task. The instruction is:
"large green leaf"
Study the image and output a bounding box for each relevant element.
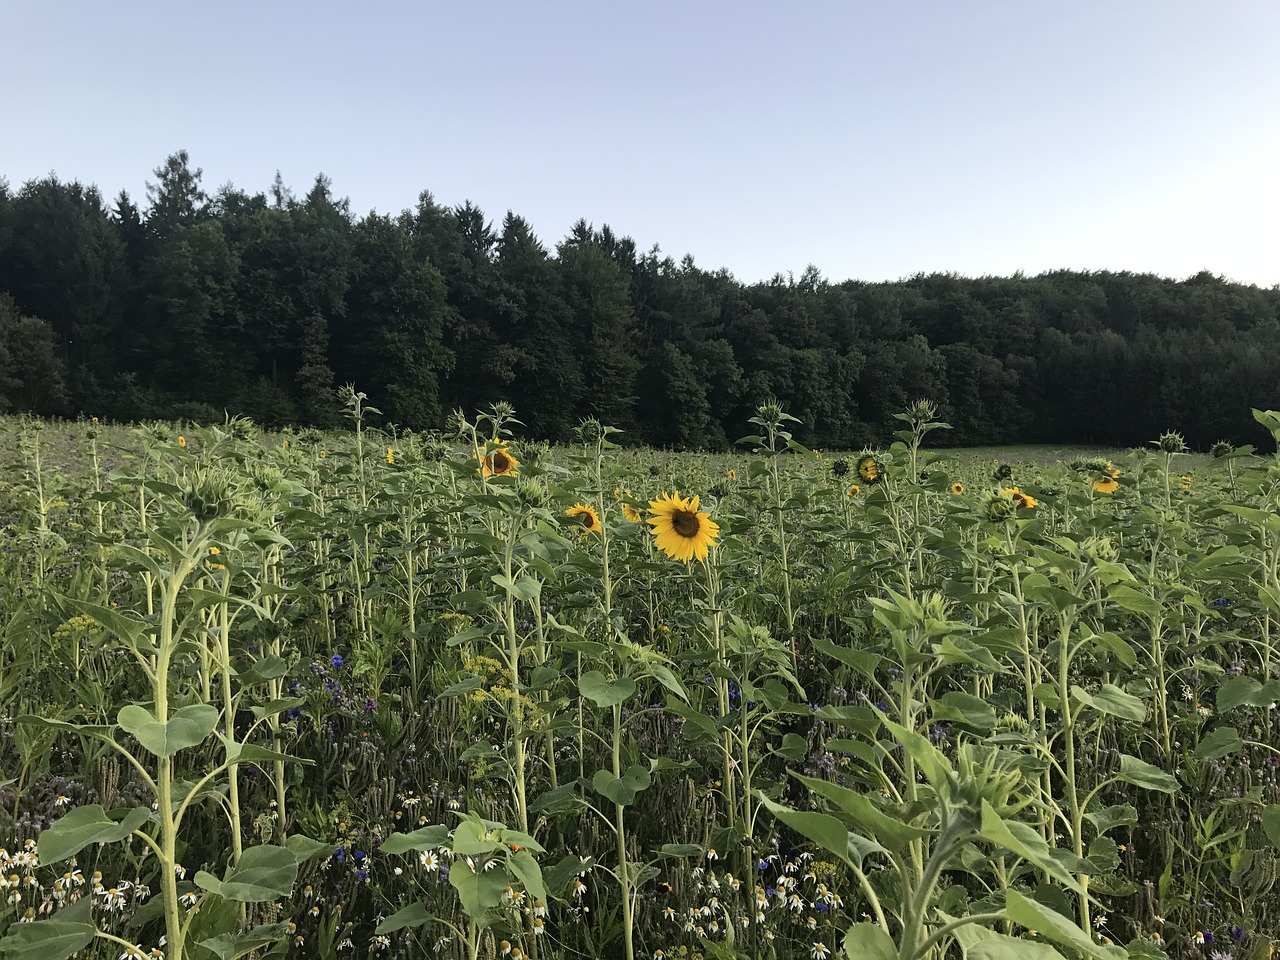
[448,857,508,921]
[1071,684,1145,722]
[969,934,1067,960]
[1004,890,1126,960]
[758,795,883,868]
[979,802,1083,893]
[842,922,896,960]
[38,804,151,863]
[194,845,299,902]
[379,823,450,855]
[792,773,927,848]
[578,671,636,707]
[0,895,95,959]
[118,703,220,757]
[1194,727,1243,760]
[1116,755,1178,794]
[591,764,651,806]
[375,901,433,934]
[1216,676,1280,712]
[1262,805,1280,850]
[195,923,291,960]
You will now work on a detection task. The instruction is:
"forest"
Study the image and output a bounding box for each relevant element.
[1,151,1277,449]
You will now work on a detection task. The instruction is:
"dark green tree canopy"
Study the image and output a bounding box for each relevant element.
[0,155,1276,448]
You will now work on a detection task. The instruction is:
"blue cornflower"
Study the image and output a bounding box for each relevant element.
[334,847,346,862]
[331,654,344,670]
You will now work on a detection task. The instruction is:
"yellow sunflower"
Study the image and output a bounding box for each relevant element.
[565,503,602,535]
[1002,486,1037,509]
[856,454,882,485]
[951,482,964,495]
[647,491,720,563]
[614,488,644,524]
[479,442,519,478]
[846,484,860,497]
[1090,465,1121,496]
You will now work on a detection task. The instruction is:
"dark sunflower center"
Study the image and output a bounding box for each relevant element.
[492,451,511,471]
[583,514,596,528]
[672,510,700,538]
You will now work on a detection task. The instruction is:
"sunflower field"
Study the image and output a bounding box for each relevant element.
[1,393,1279,960]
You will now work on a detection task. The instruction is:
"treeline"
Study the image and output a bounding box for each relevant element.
[1,152,1277,449]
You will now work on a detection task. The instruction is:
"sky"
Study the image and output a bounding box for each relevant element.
[3,1,1279,288]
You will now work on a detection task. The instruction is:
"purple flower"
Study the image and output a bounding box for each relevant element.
[331,654,345,670]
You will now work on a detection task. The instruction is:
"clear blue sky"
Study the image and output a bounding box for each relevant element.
[4,1,1278,287]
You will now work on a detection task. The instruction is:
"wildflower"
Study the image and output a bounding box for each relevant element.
[54,795,71,808]
[571,877,588,899]
[566,503,602,535]
[330,654,344,670]
[119,946,147,960]
[647,491,720,562]
[950,482,964,495]
[479,442,519,478]
[812,943,831,958]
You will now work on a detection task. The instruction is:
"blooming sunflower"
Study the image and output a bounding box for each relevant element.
[1002,486,1037,509]
[846,485,860,497]
[565,503,602,535]
[647,491,720,563]
[1092,466,1120,494]
[950,482,964,495]
[479,442,519,478]
[856,455,882,485]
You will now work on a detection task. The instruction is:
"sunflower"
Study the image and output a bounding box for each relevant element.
[1092,466,1120,494]
[950,482,964,495]
[565,503,602,535]
[727,469,737,482]
[647,491,720,563]
[846,484,860,497]
[479,442,519,478]
[612,487,643,523]
[1002,486,1037,509]
[856,454,882,485]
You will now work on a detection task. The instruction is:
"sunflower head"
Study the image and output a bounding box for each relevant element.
[565,503,602,535]
[1092,477,1119,494]
[855,454,883,485]
[479,442,519,478]
[950,482,964,495]
[831,459,850,478]
[981,491,1017,522]
[647,491,720,563]
[846,484,860,497]
[614,488,644,523]
[1155,430,1188,454]
[1210,440,1234,459]
[994,463,1013,482]
[1001,486,1037,509]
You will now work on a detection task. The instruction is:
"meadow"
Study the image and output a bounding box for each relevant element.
[0,393,1278,960]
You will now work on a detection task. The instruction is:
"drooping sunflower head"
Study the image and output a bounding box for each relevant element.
[855,454,883,485]
[1092,477,1119,494]
[647,491,720,563]
[1210,440,1234,459]
[1154,430,1188,454]
[479,442,519,478]
[994,463,1013,482]
[565,503,602,535]
[831,458,850,479]
[1001,486,1037,510]
[950,482,964,495]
